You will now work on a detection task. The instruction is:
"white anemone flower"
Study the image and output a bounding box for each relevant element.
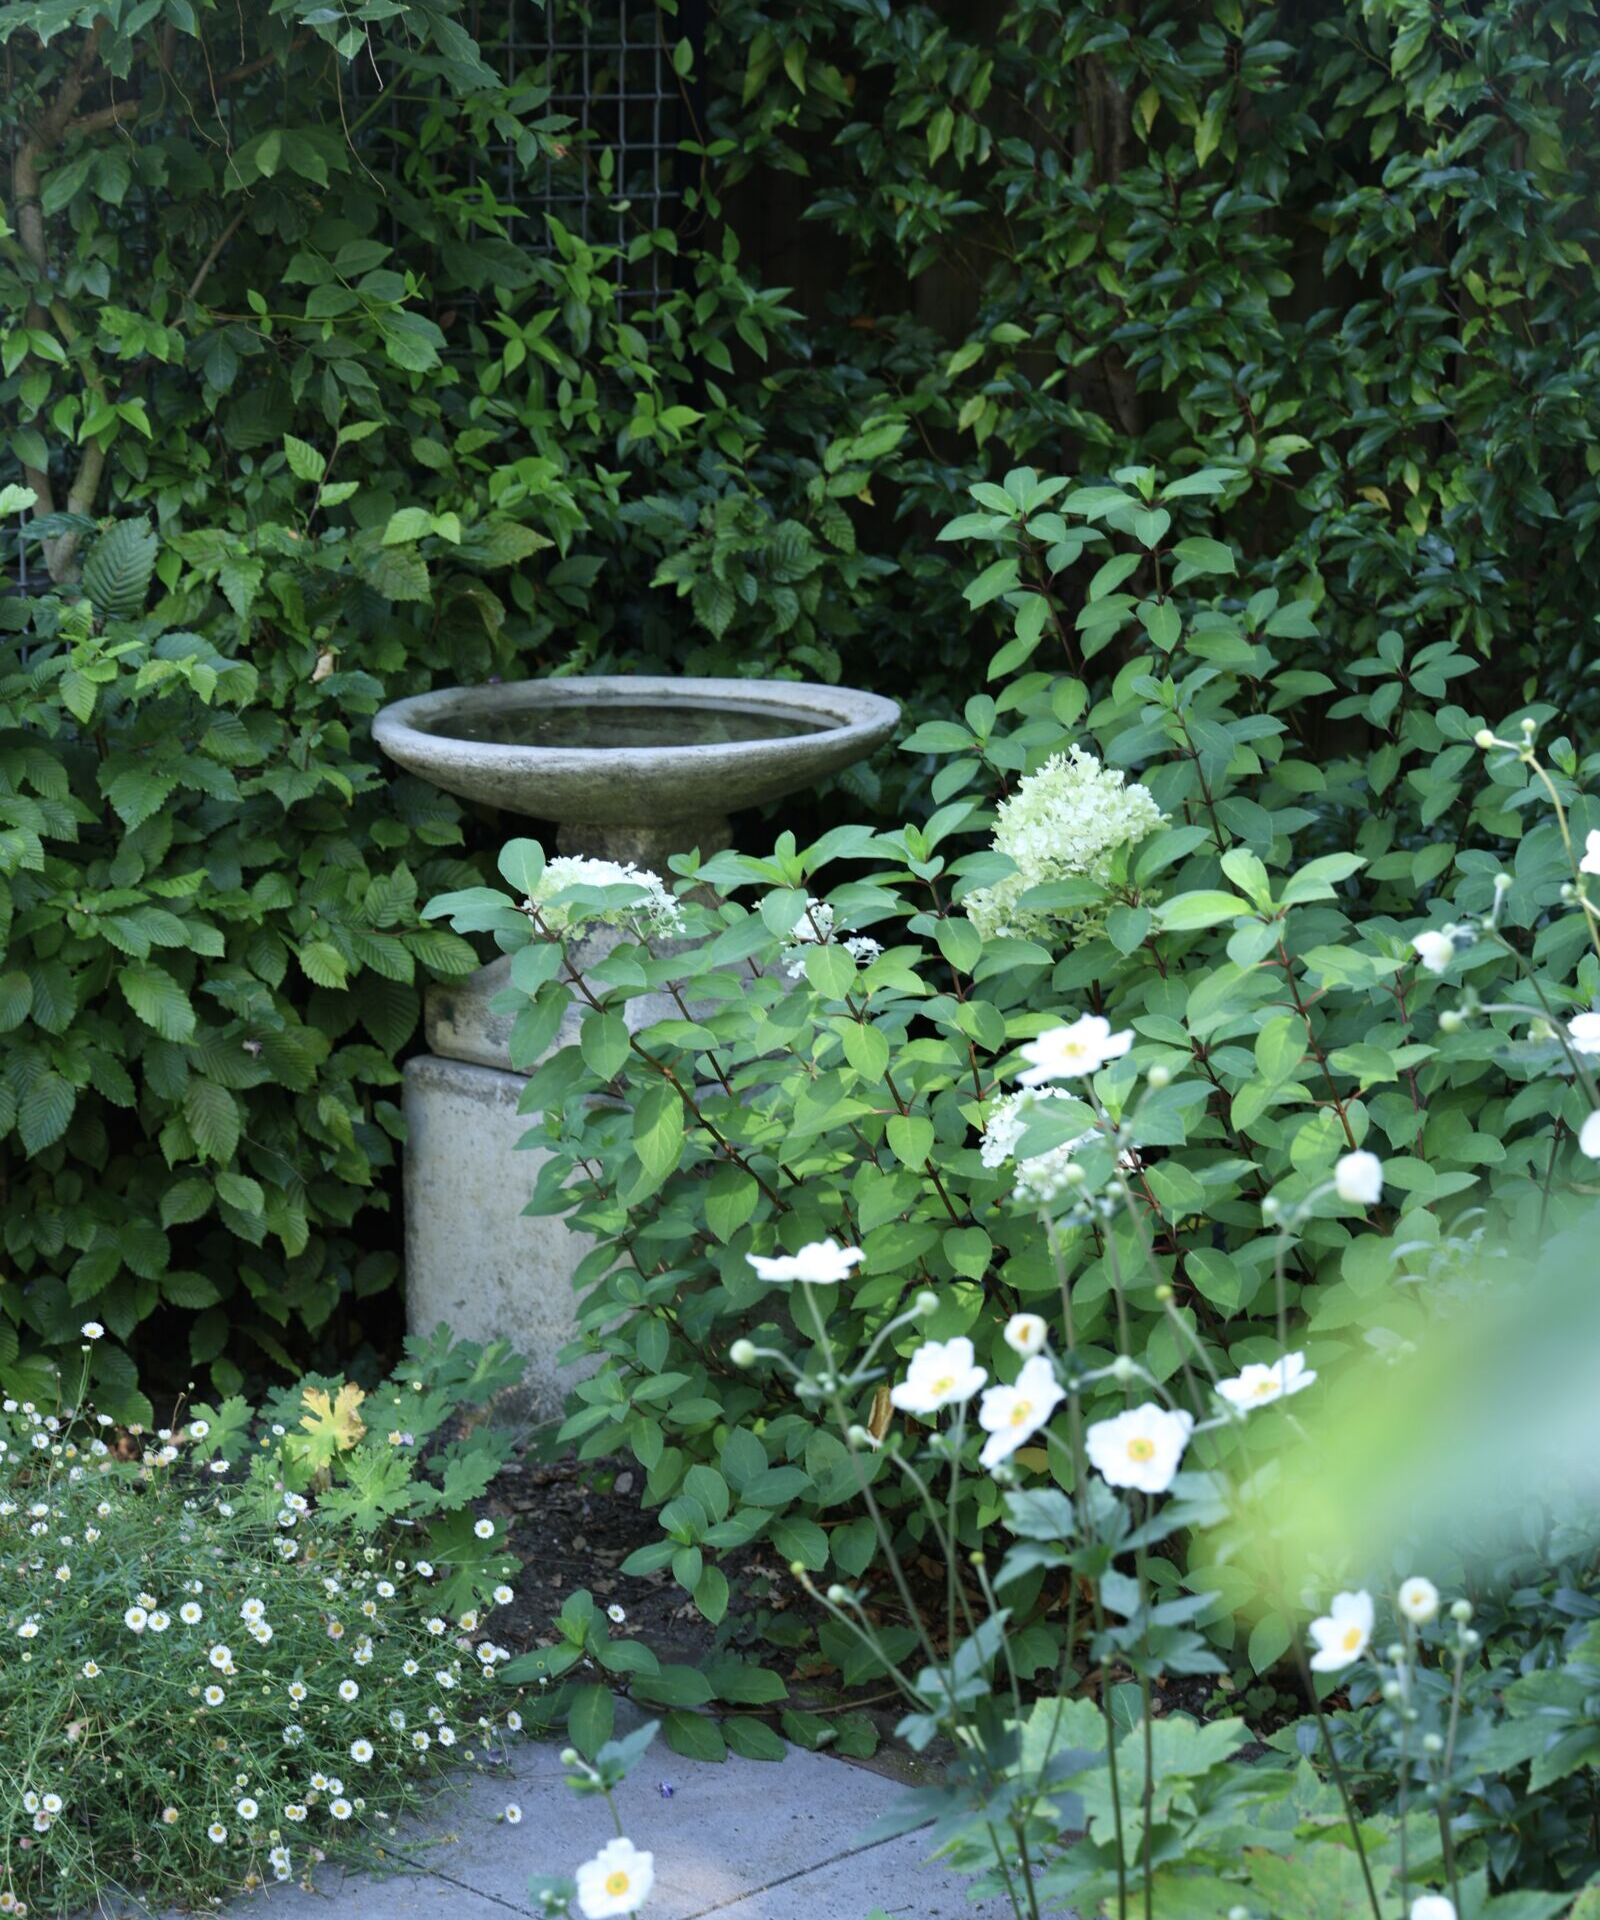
[889,1338,987,1417]
[1410,929,1454,975]
[1085,1403,1194,1494]
[1580,1111,1600,1160]
[1398,1576,1440,1625]
[1411,1898,1457,1920]
[1568,1011,1600,1056]
[1215,1351,1316,1412]
[1334,1150,1384,1205]
[81,1321,105,1341]
[575,1837,655,1918]
[976,1356,1065,1470]
[1309,1590,1374,1671]
[745,1239,865,1285]
[1579,829,1600,876]
[1004,1313,1049,1357]
[1017,1014,1132,1085]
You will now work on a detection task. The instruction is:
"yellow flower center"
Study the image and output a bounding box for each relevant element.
[605,1871,631,1896]
[1342,1626,1363,1651]
[1253,1378,1277,1397]
[1009,1398,1034,1427]
[931,1375,956,1397]
[1126,1437,1155,1462]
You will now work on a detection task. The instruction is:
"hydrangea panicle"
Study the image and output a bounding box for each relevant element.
[525,856,684,938]
[963,747,1165,943]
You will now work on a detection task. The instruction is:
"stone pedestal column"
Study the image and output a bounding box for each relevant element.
[402,822,726,1420]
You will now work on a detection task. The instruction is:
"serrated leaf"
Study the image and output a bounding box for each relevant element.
[82,519,158,620]
[184,1078,241,1162]
[120,962,196,1041]
[283,434,327,482]
[20,1071,75,1152]
[0,970,33,1032]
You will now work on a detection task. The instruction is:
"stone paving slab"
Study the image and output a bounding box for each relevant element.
[110,1722,1013,1920]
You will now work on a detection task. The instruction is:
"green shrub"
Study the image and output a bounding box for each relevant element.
[708,0,1600,717]
[427,466,1600,1705]
[6,0,1599,1407]
[0,0,816,1403]
[0,1331,525,1916]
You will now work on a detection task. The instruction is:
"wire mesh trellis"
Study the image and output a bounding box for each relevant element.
[3,4,692,593]
[355,0,689,307]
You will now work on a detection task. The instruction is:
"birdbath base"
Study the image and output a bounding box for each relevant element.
[554,812,732,871]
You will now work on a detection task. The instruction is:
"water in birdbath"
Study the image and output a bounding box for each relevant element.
[415,698,834,750]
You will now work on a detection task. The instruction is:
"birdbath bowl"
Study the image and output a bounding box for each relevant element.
[374,674,900,867]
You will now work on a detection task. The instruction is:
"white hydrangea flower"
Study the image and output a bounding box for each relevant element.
[963,747,1165,943]
[780,897,882,980]
[788,897,834,944]
[525,856,684,937]
[980,1088,1127,1203]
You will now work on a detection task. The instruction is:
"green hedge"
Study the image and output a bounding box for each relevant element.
[3,0,1596,1405]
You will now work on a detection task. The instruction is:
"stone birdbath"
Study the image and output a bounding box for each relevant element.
[374,673,899,868]
[374,674,899,1412]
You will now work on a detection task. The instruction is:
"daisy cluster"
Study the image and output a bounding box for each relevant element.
[524,855,685,937]
[962,747,1165,943]
[0,1390,527,1918]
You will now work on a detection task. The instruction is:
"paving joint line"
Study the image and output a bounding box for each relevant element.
[671,1818,939,1919]
[365,1847,531,1915]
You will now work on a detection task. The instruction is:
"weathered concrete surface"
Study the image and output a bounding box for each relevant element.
[135,1720,1020,1920]
[422,928,688,1078]
[402,1055,597,1419]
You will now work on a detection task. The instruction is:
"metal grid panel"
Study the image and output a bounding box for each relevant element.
[521,3,682,302]
[359,0,684,306]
